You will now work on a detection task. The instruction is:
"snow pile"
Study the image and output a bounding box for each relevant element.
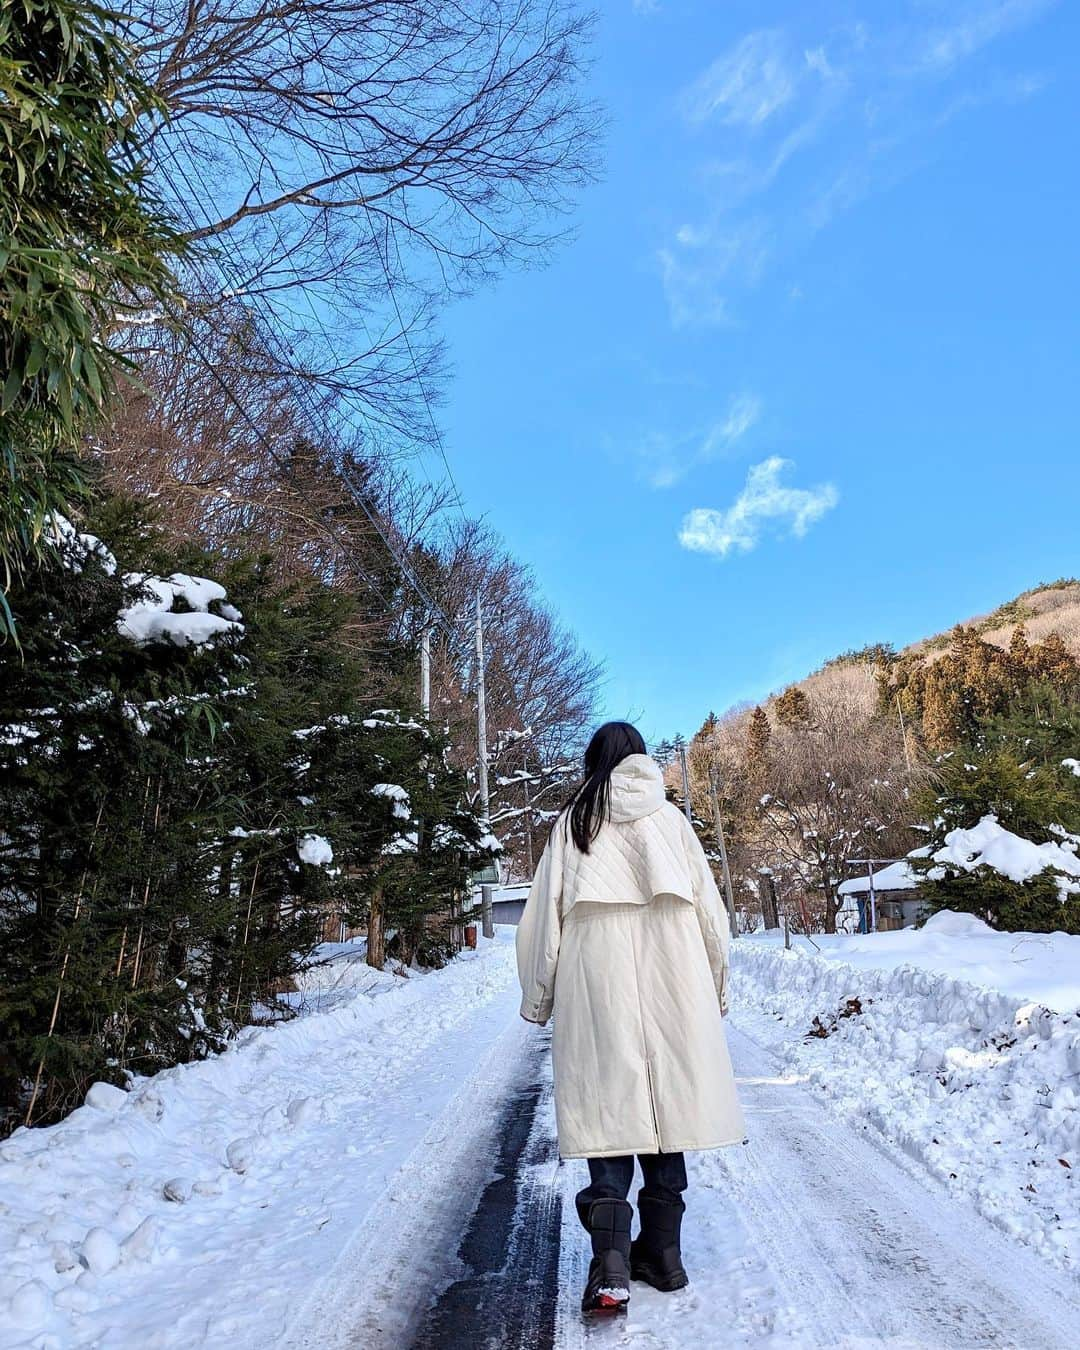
[748,911,1080,1010]
[0,934,518,1347]
[297,833,333,867]
[732,916,1080,1277]
[117,573,244,648]
[371,782,411,819]
[932,814,1080,900]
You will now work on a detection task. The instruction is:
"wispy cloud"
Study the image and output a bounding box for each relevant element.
[660,3,1055,326]
[637,393,762,488]
[632,0,660,14]
[658,219,769,327]
[918,0,1057,73]
[681,29,799,128]
[679,457,838,558]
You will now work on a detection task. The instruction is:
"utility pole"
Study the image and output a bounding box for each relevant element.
[480,882,495,940]
[420,627,431,718]
[678,742,693,823]
[708,765,739,935]
[475,591,493,942]
[475,592,490,820]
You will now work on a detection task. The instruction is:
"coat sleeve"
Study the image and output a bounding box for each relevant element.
[515,828,564,1025]
[681,815,732,1016]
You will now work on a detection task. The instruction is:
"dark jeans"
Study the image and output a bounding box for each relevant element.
[575,1152,687,1229]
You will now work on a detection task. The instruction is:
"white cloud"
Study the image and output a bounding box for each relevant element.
[638,393,762,488]
[918,0,1057,73]
[679,457,838,558]
[658,219,769,327]
[632,0,660,13]
[659,6,1055,328]
[681,30,798,128]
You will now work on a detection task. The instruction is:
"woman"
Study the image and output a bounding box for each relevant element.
[516,721,745,1315]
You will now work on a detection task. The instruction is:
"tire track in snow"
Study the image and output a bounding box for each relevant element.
[707,1022,1080,1349]
[282,970,536,1350]
[410,1027,562,1350]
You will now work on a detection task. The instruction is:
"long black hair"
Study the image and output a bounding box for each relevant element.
[562,721,647,854]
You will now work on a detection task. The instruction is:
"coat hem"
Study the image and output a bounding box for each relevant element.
[560,1134,748,1159]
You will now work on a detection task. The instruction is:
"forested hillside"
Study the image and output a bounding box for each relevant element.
[679,581,1080,935]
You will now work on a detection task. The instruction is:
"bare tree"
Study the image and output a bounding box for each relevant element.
[413,518,600,872]
[752,672,920,933]
[121,0,600,438]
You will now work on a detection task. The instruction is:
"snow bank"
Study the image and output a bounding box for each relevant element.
[732,919,1080,1278]
[747,911,1080,1010]
[0,934,517,1347]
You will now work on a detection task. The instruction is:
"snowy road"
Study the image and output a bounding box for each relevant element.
[6,932,1080,1349]
[344,989,1080,1349]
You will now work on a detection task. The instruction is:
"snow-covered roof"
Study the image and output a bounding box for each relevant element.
[838,858,925,896]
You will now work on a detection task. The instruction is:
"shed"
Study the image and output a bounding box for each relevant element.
[837,856,927,931]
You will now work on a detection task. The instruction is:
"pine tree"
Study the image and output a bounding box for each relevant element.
[774,686,811,728]
[914,682,1080,933]
[746,707,771,782]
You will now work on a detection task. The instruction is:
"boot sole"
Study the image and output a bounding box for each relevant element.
[630,1264,689,1293]
[582,1292,629,1316]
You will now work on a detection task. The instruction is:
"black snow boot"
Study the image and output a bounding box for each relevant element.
[580,1198,632,1315]
[630,1194,688,1292]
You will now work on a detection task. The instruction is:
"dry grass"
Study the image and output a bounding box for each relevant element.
[907,581,1080,662]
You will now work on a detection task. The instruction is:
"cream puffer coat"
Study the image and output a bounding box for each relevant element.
[516,754,746,1159]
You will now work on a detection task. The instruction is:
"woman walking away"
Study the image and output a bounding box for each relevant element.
[516,721,746,1316]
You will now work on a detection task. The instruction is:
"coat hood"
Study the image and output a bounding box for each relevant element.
[608,754,667,823]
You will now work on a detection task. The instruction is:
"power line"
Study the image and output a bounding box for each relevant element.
[151,148,471,659]
[166,314,400,615]
[167,129,465,520]
[358,201,467,517]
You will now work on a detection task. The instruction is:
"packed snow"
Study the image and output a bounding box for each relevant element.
[4,912,1080,1347]
[731,913,1080,1279]
[0,934,521,1348]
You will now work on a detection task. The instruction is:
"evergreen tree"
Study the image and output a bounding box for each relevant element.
[746,706,771,782]
[774,686,811,728]
[0,490,496,1134]
[914,683,1080,933]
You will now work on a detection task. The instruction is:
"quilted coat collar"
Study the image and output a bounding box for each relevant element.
[608,754,667,822]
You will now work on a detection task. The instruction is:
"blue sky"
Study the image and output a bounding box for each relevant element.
[436,0,1080,746]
